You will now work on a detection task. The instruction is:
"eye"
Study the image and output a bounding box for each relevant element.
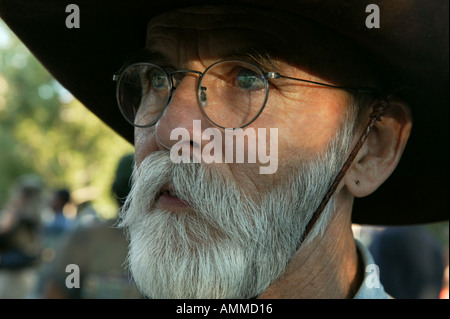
[236,69,265,90]
[148,68,168,89]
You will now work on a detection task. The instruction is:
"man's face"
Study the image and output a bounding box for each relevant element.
[134,7,356,189]
[120,6,362,298]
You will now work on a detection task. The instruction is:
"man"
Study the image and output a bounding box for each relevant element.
[45,189,73,237]
[0,1,448,299]
[117,6,403,299]
[369,225,445,299]
[0,174,44,298]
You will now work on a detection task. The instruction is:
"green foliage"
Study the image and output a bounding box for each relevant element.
[0,20,134,219]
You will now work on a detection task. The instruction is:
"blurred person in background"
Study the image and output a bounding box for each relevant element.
[34,188,75,297]
[0,174,45,298]
[42,153,142,298]
[44,189,74,240]
[74,200,100,228]
[369,225,445,299]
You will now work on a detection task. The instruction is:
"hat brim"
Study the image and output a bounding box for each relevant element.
[1,0,448,225]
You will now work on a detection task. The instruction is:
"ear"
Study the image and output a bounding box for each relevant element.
[344,96,413,198]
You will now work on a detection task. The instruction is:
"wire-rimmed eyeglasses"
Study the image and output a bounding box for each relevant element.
[113,60,377,129]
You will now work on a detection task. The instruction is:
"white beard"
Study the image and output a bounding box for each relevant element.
[118,123,353,299]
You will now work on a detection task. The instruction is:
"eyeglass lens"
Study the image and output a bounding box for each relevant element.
[117,61,268,128]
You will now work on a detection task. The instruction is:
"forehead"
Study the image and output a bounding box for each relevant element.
[146,6,295,59]
[145,5,376,86]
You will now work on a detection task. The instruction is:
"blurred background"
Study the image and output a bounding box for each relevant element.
[0,19,133,219]
[1,19,140,298]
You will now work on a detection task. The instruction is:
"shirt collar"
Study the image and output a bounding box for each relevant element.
[353,239,390,299]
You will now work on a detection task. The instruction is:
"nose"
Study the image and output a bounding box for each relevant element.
[153,71,211,153]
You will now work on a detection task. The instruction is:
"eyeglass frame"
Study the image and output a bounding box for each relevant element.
[112,59,378,130]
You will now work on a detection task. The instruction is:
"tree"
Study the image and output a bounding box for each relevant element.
[0,19,133,219]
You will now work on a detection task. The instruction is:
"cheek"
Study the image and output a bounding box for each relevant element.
[255,89,349,163]
[134,127,157,166]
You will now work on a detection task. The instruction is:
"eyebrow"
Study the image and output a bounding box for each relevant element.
[120,49,170,68]
[224,48,283,73]
[121,46,283,74]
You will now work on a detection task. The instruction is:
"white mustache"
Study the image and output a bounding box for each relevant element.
[120,151,259,242]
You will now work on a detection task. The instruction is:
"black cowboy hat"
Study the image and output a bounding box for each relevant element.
[0,0,448,225]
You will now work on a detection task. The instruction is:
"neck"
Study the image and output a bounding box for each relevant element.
[258,194,362,299]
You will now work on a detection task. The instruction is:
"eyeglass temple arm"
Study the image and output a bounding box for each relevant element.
[265,72,376,95]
